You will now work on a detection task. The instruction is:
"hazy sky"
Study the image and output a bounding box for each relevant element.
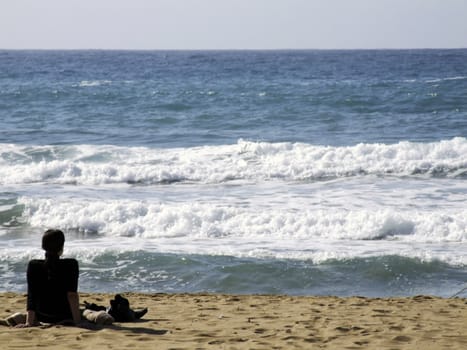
[1,0,466,50]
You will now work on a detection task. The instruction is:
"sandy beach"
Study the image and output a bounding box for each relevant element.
[1,292,467,349]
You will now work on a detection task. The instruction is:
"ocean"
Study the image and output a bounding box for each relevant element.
[0,49,466,297]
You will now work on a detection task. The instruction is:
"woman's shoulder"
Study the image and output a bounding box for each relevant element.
[28,258,78,268]
[60,258,79,267]
[27,259,45,273]
[28,259,45,266]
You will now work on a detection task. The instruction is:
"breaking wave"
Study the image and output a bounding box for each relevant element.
[0,138,466,186]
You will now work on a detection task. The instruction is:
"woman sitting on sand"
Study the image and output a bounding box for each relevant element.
[1,229,148,328]
[7,229,82,327]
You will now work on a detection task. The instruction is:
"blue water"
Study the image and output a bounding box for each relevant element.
[1,49,466,296]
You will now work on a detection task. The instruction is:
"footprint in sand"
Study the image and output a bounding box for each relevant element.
[393,335,411,342]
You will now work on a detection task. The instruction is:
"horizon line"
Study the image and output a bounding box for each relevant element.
[1,47,467,52]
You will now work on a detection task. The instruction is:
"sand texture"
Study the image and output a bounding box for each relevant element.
[1,292,467,349]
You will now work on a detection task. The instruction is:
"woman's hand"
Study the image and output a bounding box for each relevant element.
[14,322,37,328]
[13,310,37,328]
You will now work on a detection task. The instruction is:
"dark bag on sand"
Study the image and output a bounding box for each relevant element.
[108,294,134,322]
[108,294,149,322]
[84,294,147,322]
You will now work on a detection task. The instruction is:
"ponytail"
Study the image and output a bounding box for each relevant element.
[42,229,65,280]
[44,251,60,280]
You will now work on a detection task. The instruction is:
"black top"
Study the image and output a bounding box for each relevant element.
[26,258,79,323]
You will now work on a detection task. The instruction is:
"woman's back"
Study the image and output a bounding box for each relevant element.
[27,258,79,323]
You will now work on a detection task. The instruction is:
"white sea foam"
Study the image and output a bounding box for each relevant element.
[3,196,467,268]
[18,196,467,243]
[0,138,466,186]
[77,80,112,87]
[2,138,466,267]
[426,76,467,83]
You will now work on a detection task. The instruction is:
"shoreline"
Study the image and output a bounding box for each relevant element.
[2,292,467,349]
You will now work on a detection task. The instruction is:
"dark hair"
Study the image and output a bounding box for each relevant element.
[42,229,65,280]
[42,229,65,254]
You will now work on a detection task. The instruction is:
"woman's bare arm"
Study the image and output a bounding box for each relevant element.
[67,291,81,325]
[14,310,37,328]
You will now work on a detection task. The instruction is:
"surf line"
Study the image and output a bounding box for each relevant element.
[449,285,467,298]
